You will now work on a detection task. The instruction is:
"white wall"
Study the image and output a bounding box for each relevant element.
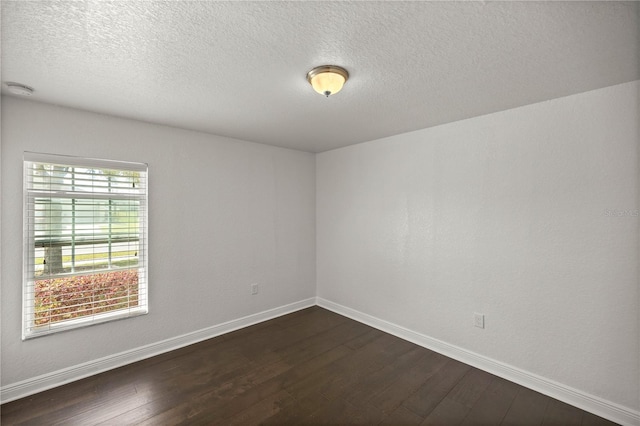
[1,97,316,387]
[317,81,639,412]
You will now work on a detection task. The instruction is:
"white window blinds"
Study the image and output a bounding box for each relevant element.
[23,153,148,339]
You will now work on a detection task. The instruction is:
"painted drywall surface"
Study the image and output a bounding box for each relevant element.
[0,97,316,386]
[317,81,639,410]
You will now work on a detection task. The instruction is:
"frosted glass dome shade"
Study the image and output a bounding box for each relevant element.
[307,66,349,97]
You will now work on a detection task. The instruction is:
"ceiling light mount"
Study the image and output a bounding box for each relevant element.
[6,82,34,96]
[307,65,349,97]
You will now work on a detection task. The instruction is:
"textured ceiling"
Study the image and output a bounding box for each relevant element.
[2,1,639,153]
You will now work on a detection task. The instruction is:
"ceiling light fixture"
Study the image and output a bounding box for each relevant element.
[306,65,349,97]
[6,82,34,96]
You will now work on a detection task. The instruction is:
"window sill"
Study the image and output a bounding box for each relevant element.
[23,306,148,340]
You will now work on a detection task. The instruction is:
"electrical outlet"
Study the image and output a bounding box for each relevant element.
[251,283,259,295]
[474,313,485,329]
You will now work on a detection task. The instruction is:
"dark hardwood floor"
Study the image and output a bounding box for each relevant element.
[1,307,618,425]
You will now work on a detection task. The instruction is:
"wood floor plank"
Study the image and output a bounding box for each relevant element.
[500,387,550,426]
[402,358,472,417]
[344,345,426,406]
[96,347,264,424]
[226,308,348,367]
[1,307,618,426]
[225,389,296,425]
[260,391,328,425]
[50,384,157,426]
[421,397,470,425]
[177,341,355,424]
[0,384,100,425]
[259,392,330,424]
[459,376,519,425]
[305,394,386,425]
[189,374,289,424]
[343,327,385,350]
[542,399,585,426]
[275,318,371,367]
[380,405,425,425]
[582,411,621,426]
[277,344,354,389]
[448,367,496,409]
[367,349,450,415]
[285,332,416,400]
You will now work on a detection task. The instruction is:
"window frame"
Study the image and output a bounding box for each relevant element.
[22,152,149,339]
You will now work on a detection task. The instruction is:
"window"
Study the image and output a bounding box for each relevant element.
[23,153,148,339]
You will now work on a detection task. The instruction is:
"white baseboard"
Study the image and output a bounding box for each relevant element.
[316,297,640,426]
[0,298,316,404]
